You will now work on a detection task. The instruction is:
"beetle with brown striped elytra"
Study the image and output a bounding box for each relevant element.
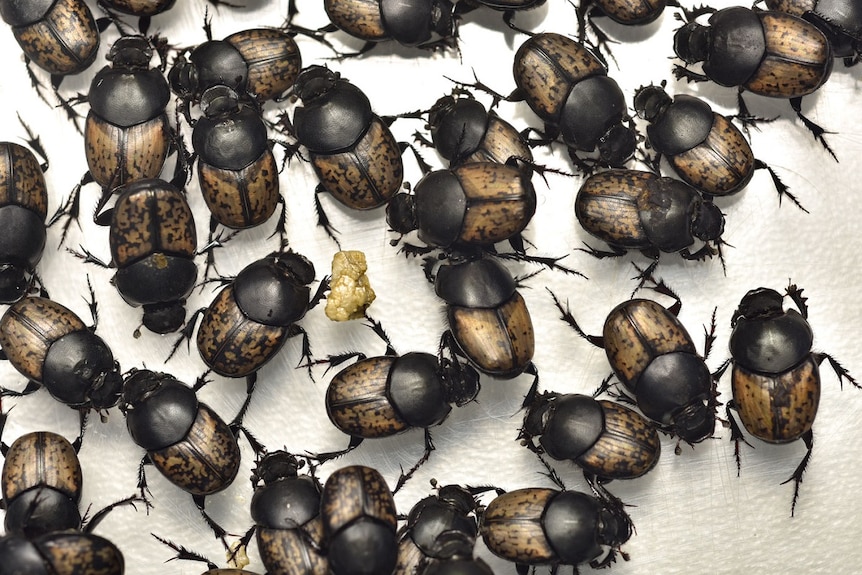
[71,178,198,335]
[673,5,837,158]
[520,388,661,483]
[0,139,49,304]
[633,83,803,209]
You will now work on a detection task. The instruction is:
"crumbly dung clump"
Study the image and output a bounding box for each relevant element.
[325,250,376,321]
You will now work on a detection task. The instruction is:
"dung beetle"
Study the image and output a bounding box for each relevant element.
[575,169,726,275]
[172,250,326,394]
[717,284,859,515]
[519,385,661,484]
[0,291,123,415]
[434,257,536,383]
[192,85,284,257]
[71,178,198,335]
[548,283,720,448]
[511,32,637,171]
[480,487,632,572]
[0,139,49,304]
[454,0,547,35]
[395,483,486,575]
[320,0,457,56]
[633,83,800,208]
[321,464,398,575]
[239,451,328,575]
[386,161,537,254]
[1,430,84,537]
[575,0,679,60]
[421,94,533,168]
[0,425,147,538]
[763,0,862,65]
[0,0,106,123]
[52,35,175,243]
[673,5,836,159]
[120,369,247,542]
[287,65,406,241]
[169,24,302,110]
[314,319,479,491]
[0,531,124,575]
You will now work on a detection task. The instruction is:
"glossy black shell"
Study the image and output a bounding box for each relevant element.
[323,0,456,46]
[0,531,124,575]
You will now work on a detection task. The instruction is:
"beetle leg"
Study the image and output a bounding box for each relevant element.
[788,97,837,162]
[536,453,566,490]
[49,172,94,246]
[314,185,342,249]
[631,262,682,313]
[577,240,627,260]
[67,246,112,269]
[784,283,809,319]
[227,375,258,431]
[82,493,152,533]
[753,159,807,212]
[547,288,605,348]
[724,401,754,476]
[136,455,154,499]
[495,251,586,278]
[152,533,219,570]
[671,65,709,84]
[165,308,206,363]
[781,429,813,517]
[311,435,364,463]
[814,352,860,389]
[394,429,436,494]
[0,380,42,399]
[193,494,232,549]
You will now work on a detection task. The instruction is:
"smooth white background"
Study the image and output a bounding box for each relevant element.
[1,0,862,573]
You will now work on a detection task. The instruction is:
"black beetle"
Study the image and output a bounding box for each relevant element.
[71,178,198,335]
[314,319,479,491]
[575,168,726,276]
[0,290,123,415]
[169,24,302,110]
[286,65,406,242]
[481,487,632,573]
[320,0,457,57]
[52,35,176,243]
[0,531,124,575]
[0,0,107,125]
[519,385,661,484]
[511,32,637,171]
[763,0,862,65]
[239,451,328,575]
[455,0,547,35]
[0,139,49,304]
[548,282,720,449]
[120,369,248,542]
[396,483,486,575]
[575,0,679,60]
[673,5,836,159]
[718,284,859,515]
[386,161,537,254]
[192,85,284,258]
[321,464,399,575]
[434,257,536,383]
[633,83,800,208]
[419,94,533,168]
[171,250,326,399]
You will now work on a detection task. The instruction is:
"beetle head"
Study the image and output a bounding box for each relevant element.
[199,85,240,119]
[142,302,186,335]
[386,193,418,235]
[633,84,672,122]
[168,54,195,99]
[672,399,715,444]
[732,287,784,325]
[294,66,338,101]
[598,124,637,167]
[252,451,302,486]
[107,35,153,70]
[442,361,480,407]
[673,22,710,64]
[88,362,124,411]
[691,200,724,242]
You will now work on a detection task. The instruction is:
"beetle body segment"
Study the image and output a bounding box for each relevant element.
[0,142,48,303]
[0,532,124,575]
[323,0,456,47]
